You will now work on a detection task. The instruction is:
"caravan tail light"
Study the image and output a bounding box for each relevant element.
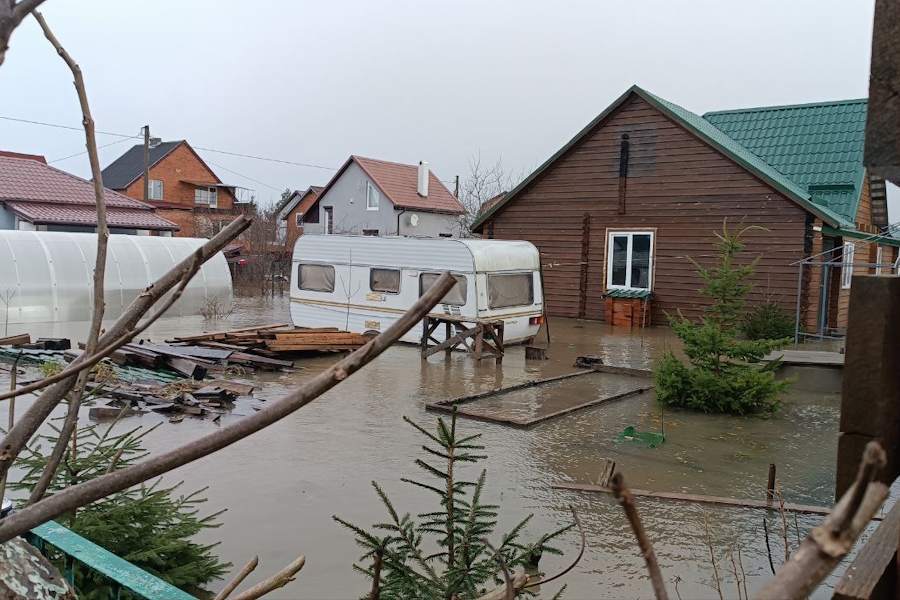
[529,316,544,326]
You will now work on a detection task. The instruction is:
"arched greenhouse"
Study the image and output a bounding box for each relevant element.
[0,231,233,324]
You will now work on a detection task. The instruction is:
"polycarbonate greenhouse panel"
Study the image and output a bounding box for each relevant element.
[0,231,232,324]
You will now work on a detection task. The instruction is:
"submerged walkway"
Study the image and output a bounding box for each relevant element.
[765,349,844,367]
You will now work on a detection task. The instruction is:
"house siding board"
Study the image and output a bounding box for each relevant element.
[489,96,808,323]
[119,144,237,227]
[314,162,458,237]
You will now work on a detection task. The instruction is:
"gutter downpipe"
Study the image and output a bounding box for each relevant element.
[397,209,408,236]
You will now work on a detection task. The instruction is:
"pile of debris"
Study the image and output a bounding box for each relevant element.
[86,378,256,423]
[167,323,372,353]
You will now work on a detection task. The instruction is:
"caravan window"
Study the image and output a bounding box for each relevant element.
[298,264,335,292]
[420,273,467,306]
[370,268,400,293]
[487,273,534,309]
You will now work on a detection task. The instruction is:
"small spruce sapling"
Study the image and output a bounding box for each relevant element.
[12,420,230,599]
[334,410,572,599]
[654,220,793,415]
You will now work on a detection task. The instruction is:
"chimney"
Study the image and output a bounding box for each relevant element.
[417,161,429,197]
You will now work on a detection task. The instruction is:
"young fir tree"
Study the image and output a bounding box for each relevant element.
[335,411,571,599]
[654,221,792,415]
[11,419,230,599]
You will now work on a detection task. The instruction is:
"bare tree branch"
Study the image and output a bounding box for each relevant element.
[214,555,259,600]
[0,0,47,66]
[755,441,888,600]
[228,555,305,600]
[483,537,515,600]
[0,215,252,484]
[0,271,456,542]
[611,473,669,600]
[28,9,110,506]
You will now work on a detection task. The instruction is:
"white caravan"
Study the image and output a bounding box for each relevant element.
[290,235,544,345]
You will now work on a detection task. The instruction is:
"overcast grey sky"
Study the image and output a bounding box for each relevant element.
[0,0,887,214]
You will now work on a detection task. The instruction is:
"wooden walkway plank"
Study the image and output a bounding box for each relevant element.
[764,350,845,367]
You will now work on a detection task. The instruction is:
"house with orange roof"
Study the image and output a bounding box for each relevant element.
[305,156,466,238]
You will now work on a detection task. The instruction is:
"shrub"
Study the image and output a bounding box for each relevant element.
[654,220,792,416]
[742,301,795,341]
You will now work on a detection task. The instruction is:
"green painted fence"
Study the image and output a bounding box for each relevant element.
[25,520,195,600]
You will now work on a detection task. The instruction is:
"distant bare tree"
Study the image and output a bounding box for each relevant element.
[239,203,284,296]
[457,154,523,236]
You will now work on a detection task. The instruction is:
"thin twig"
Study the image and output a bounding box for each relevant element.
[610,473,668,600]
[703,514,723,600]
[762,518,775,575]
[214,555,259,600]
[0,271,455,543]
[673,576,682,600]
[736,544,748,600]
[228,555,305,600]
[776,486,790,563]
[103,448,124,475]
[523,505,586,589]
[0,215,251,484]
[30,8,109,511]
[726,546,741,600]
[755,441,889,600]
[482,537,514,600]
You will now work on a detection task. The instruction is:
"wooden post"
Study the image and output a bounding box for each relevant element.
[420,316,428,359]
[836,276,900,499]
[766,463,776,504]
[445,321,452,359]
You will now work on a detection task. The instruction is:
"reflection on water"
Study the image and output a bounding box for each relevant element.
[3,296,870,599]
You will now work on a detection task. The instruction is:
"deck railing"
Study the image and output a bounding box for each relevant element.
[25,520,195,599]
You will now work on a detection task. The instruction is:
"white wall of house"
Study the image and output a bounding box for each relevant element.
[309,162,460,237]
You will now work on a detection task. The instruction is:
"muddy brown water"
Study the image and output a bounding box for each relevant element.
[0,296,885,599]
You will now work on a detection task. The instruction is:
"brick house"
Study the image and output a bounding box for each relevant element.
[0,151,177,235]
[275,185,323,250]
[101,140,241,237]
[473,85,898,334]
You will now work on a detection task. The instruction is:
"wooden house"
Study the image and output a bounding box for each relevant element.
[472,85,898,333]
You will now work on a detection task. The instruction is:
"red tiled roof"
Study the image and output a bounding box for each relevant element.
[0,156,155,209]
[319,156,465,215]
[5,202,178,230]
[0,151,47,163]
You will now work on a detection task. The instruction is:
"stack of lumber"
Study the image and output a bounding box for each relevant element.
[0,334,71,350]
[168,323,371,353]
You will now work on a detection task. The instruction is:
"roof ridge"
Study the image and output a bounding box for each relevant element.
[703,98,867,118]
[352,155,422,169]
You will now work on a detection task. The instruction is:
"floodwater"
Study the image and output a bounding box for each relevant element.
[0,296,883,599]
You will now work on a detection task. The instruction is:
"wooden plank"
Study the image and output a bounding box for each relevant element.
[167,323,292,343]
[140,343,232,362]
[522,385,651,426]
[431,369,598,408]
[423,326,484,358]
[764,350,844,367]
[550,482,836,517]
[165,357,207,380]
[833,501,900,600]
[0,334,30,346]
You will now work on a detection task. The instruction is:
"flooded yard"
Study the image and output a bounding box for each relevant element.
[1,295,875,599]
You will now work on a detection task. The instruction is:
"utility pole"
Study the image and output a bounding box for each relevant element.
[142,125,150,201]
[454,175,459,198]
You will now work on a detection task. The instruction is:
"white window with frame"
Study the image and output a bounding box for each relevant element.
[606,231,653,290]
[194,186,218,209]
[370,268,401,294]
[147,179,163,200]
[295,213,303,227]
[875,245,884,276]
[487,273,534,309]
[841,242,856,289]
[420,272,467,306]
[366,183,380,211]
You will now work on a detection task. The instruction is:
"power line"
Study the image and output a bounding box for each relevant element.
[48,136,137,163]
[191,146,338,172]
[0,115,138,138]
[203,158,283,192]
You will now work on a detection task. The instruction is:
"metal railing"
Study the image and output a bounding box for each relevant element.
[25,520,195,600]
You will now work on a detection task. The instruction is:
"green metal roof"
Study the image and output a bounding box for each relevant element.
[472,85,848,231]
[704,99,867,225]
[602,288,654,299]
